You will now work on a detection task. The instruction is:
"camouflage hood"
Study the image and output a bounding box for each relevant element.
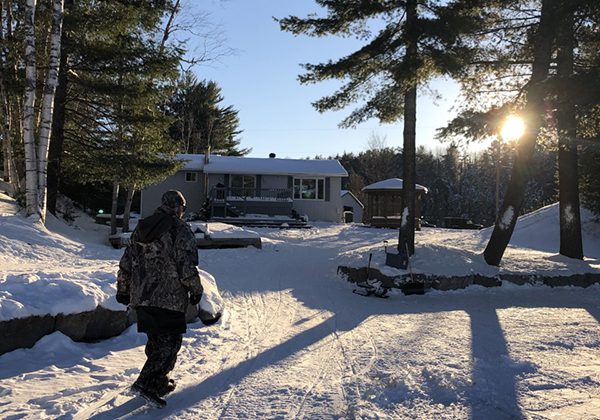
[136,206,177,243]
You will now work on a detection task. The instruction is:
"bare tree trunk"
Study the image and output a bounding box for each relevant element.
[4,0,23,191]
[1,0,8,182]
[1,82,13,183]
[556,4,583,259]
[484,0,559,266]
[122,185,135,233]
[2,97,13,183]
[47,43,67,215]
[23,0,38,217]
[159,0,180,55]
[398,0,417,256]
[11,96,24,190]
[110,181,120,236]
[36,0,64,223]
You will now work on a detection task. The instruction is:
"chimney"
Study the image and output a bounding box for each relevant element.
[204,145,211,164]
[269,153,276,158]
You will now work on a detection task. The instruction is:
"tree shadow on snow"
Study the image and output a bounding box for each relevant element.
[129,283,600,419]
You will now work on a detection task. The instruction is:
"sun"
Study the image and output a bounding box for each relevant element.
[500,115,526,142]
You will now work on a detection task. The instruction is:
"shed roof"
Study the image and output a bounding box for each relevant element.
[179,154,348,177]
[340,190,365,208]
[362,178,428,193]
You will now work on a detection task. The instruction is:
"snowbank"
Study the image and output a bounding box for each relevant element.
[0,192,224,323]
[338,203,600,278]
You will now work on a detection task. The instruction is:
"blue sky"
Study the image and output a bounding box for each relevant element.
[190,0,463,159]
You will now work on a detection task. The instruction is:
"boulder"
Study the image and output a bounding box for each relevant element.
[55,306,134,342]
[0,314,55,355]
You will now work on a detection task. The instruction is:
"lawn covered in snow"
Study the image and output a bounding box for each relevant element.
[1,191,600,418]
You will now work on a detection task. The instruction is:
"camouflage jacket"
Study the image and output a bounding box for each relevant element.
[117,206,203,313]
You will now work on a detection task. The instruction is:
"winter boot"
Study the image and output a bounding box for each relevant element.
[131,382,167,408]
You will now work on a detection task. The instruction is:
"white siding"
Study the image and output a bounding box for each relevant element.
[141,171,204,217]
[261,175,288,189]
[292,177,343,222]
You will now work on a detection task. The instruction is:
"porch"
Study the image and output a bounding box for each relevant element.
[208,186,294,218]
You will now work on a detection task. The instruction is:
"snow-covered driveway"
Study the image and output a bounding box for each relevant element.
[2,217,600,418]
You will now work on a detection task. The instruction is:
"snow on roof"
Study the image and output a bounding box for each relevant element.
[178,154,348,177]
[340,190,364,208]
[179,153,205,170]
[362,178,428,193]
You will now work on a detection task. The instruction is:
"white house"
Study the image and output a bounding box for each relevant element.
[141,154,349,223]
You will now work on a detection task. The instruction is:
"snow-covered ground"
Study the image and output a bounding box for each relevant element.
[1,191,600,418]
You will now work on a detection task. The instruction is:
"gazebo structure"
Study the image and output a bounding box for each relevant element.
[362,178,428,228]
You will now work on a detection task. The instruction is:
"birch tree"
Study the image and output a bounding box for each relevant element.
[21,0,64,221]
[36,0,64,222]
[22,0,37,216]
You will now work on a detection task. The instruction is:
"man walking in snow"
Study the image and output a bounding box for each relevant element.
[116,190,203,407]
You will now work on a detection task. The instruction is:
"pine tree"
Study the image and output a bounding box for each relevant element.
[279,0,482,255]
[48,1,184,233]
[167,72,248,156]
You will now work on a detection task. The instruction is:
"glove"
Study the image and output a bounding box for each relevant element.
[116,293,130,306]
[189,293,202,305]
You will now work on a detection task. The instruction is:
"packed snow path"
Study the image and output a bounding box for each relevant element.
[1,205,600,417]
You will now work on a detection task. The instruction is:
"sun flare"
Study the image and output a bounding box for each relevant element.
[500,115,526,141]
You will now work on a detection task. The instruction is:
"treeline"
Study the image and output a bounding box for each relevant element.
[0,0,245,232]
[335,141,559,227]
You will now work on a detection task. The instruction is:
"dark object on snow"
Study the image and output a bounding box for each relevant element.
[353,280,390,298]
[400,281,425,295]
[420,219,436,228]
[199,308,222,325]
[442,217,483,230]
[353,253,390,297]
[385,249,409,269]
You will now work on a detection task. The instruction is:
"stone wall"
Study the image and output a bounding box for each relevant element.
[0,306,135,356]
[1,304,223,356]
[337,265,600,292]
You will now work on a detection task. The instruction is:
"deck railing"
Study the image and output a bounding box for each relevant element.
[210,187,293,202]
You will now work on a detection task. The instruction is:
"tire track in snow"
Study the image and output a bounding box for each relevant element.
[210,283,287,418]
[328,297,378,417]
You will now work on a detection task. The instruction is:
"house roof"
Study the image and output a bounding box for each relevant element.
[362,178,429,193]
[340,190,365,208]
[179,154,348,177]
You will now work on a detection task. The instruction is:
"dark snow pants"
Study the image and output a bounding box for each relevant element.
[135,333,183,396]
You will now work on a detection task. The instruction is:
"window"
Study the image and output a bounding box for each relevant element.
[230,175,256,196]
[185,172,197,182]
[294,177,325,200]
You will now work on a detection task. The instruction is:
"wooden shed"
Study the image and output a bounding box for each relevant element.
[362,178,428,228]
